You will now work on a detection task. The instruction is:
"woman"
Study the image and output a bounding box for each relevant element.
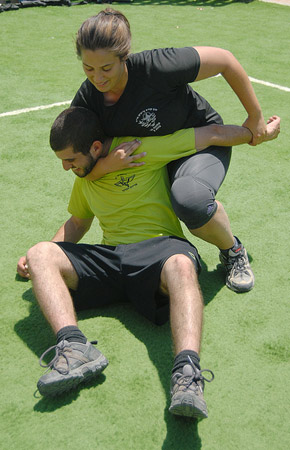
[71,8,266,293]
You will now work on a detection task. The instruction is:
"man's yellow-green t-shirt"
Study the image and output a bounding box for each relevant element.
[68,128,196,245]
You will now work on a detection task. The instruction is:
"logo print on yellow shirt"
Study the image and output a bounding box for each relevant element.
[114,174,137,191]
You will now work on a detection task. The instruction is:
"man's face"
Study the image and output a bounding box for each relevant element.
[55,146,97,178]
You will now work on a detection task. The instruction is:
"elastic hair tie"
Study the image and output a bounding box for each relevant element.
[104,11,121,16]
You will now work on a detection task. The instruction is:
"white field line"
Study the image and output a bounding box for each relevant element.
[0,101,71,118]
[215,74,290,92]
[249,77,290,92]
[0,76,289,118]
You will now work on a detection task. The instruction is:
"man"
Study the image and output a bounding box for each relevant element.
[17,108,280,419]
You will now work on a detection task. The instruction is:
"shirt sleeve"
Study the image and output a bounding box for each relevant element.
[68,178,95,219]
[140,47,200,88]
[136,128,197,167]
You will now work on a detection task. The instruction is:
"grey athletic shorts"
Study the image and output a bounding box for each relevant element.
[56,236,201,325]
[168,145,232,229]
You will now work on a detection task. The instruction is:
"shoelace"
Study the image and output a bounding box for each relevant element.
[224,250,247,272]
[39,340,71,375]
[177,356,215,394]
[229,254,249,275]
[38,339,99,375]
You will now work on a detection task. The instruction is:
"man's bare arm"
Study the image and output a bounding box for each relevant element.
[51,215,94,243]
[194,116,280,152]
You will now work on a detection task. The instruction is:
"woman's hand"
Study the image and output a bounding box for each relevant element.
[243,114,267,146]
[85,139,146,181]
[103,139,146,172]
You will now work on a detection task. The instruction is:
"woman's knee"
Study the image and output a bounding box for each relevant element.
[171,176,217,229]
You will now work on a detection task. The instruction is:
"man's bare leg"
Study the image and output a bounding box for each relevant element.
[160,254,214,420]
[26,241,78,333]
[160,254,203,355]
[26,241,108,397]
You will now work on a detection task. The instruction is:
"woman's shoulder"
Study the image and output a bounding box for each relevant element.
[128,47,199,72]
[129,47,197,60]
[127,47,199,86]
[76,78,94,95]
[71,78,101,108]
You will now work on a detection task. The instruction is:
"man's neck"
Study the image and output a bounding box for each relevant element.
[102,138,113,157]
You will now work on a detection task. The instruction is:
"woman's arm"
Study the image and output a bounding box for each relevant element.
[194,46,266,145]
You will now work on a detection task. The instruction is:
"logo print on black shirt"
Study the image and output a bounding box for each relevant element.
[136,108,161,132]
[114,174,137,191]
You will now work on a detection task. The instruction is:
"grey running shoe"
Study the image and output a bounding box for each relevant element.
[37,340,108,397]
[169,357,214,420]
[219,237,255,293]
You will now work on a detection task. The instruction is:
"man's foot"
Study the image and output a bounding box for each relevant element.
[37,340,108,397]
[169,357,214,420]
[219,237,255,293]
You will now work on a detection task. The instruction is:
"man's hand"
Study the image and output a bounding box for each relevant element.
[17,256,30,279]
[264,115,280,142]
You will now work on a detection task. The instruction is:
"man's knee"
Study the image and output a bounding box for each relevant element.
[160,254,198,294]
[27,242,79,289]
[171,176,217,229]
[26,241,61,271]
[165,254,198,276]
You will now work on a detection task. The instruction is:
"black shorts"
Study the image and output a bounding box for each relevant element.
[56,236,201,326]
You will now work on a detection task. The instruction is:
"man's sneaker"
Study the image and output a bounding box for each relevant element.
[169,356,214,420]
[37,340,108,397]
[219,237,255,293]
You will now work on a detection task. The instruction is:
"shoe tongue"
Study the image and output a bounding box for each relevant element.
[228,246,242,257]
[183,364,194,376]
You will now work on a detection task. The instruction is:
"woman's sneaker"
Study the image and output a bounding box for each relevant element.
[219,237,255,293]
[37,340,108,397]
[169,357,214,420]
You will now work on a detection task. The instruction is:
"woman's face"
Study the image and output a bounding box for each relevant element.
[81,48,128,94]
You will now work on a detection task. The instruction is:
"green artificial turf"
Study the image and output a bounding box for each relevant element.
[0,1,290,449]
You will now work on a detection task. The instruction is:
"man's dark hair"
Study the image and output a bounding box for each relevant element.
[50,106,106,154]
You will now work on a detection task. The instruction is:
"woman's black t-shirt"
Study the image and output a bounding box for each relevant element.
[71,47,222,138]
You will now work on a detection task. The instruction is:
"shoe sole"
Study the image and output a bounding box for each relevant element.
[169,402,208,420]
[37,355,108,397]
[226,279,254,293]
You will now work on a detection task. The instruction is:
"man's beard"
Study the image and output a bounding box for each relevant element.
[74,153,98,178]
